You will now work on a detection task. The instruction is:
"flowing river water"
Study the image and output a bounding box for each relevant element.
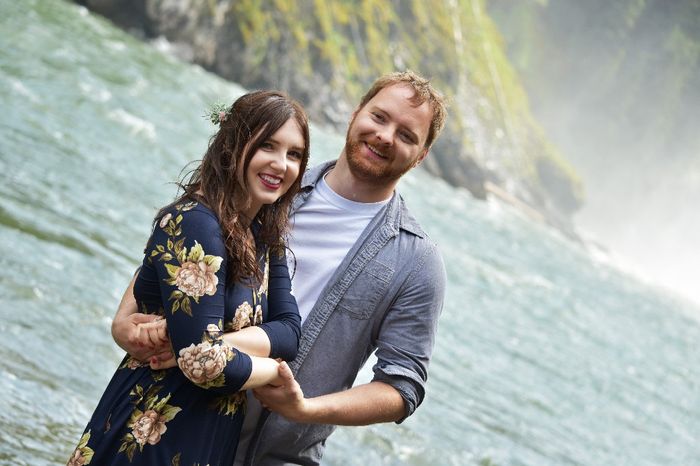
[1,1,699,465]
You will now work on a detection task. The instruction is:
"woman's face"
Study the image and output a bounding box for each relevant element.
[243,117,305,219]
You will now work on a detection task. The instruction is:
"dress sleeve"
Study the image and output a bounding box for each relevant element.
[147,206,252,393]
[257,247,301,361]
[371,241,446,422]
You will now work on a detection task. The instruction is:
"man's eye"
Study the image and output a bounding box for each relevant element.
[371,113,385,122]
[400,132,414,143]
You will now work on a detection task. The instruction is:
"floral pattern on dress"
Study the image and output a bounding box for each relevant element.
[224,250,269,332]
[253,304,263,326]
[211,391,247,417]
[68,201,293,465]
[121,356,148,370]
[67,430,94,466]
[231,302,254,331]
[257,250,270,297]
[118,385,181,462]
[177,322,233,389]
[149,207,223,317]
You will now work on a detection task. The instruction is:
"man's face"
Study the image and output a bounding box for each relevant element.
[344,84,432,184]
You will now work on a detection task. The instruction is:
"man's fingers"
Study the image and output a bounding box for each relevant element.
[278,361,295,383]
[145,327,163,347]
[130,313,160,324]
[150,320,168,342]
[130,323,145,346]
[137,319,169,347]
[154,322,168,342]
[252,386,273,401]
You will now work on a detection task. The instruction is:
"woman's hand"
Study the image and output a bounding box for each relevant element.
[148,348,177,370]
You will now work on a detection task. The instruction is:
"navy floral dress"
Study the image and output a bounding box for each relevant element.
[68,201,300,466]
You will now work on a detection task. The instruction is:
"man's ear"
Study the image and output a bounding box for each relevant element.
[413,149,429,168]
[349,106,360,125]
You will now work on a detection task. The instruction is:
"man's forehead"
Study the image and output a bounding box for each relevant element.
[370,83,420,105]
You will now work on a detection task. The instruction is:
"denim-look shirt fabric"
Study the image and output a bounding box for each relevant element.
[242,161,447,466]
[68,202,300,466]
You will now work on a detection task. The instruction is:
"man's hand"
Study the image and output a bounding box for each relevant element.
[112,312,170,362]
[112,275,174,367]
[255,373,406,426]
[253,362,311,423]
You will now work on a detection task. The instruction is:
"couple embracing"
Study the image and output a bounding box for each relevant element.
[68,70,447,466]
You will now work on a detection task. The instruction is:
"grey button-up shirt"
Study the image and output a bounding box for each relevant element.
[242,161,446,465]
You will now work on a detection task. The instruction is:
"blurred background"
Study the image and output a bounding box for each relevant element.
[1,1,698,465]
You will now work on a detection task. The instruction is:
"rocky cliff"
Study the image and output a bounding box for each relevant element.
[76,0,584,234]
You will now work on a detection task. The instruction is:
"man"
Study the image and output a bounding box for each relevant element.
[114,70,447,465]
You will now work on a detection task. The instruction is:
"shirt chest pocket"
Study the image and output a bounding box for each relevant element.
[338,259,394,319]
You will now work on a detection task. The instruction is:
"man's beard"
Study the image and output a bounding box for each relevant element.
[344,139,413,184]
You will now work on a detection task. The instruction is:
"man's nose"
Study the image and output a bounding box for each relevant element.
[375,127,394,146]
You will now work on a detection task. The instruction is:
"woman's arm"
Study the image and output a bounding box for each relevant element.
[149,325,271,370]
[241,355,283,390]
[149,205,286,393]
[147,246,299,370]
[222,326,271,357]
[254,248,301,361]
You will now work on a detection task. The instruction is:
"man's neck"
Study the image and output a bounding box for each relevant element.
[325,153,396,203]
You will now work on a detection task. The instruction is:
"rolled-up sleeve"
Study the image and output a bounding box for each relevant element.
[371,242,446,422]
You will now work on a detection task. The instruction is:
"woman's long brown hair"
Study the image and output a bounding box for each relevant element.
[163,90,310,284]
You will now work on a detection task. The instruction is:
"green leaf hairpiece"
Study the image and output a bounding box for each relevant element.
[206,103,230,125]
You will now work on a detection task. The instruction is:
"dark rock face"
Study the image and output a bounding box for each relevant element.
[76,0,148,34]
[536,158,582,216]
[75,0,584,233]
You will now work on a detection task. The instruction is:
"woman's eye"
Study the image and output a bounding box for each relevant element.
[288,151,303,160]
[400,132,413,143]
[371,113,385,122]
[260,142,274,150]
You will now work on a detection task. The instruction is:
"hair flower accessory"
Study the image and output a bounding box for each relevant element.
[206,102,230,125]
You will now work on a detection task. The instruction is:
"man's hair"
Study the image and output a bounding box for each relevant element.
[357,70,447,149]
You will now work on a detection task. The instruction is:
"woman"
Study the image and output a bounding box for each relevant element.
[67,90,309,465]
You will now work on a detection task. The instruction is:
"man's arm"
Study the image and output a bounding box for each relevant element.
[112,273,275,367]
[112,274,170,362]
[254,362,405,425]
[256,242,446,425]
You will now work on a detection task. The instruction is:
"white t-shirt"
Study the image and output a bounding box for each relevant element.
[287,174,389,323]
[233,175,389,465]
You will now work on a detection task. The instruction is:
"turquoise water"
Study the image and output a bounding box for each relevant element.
[1,1,699,465]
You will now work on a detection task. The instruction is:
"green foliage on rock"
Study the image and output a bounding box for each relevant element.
[77,0,584,219]
[207,0,581,209]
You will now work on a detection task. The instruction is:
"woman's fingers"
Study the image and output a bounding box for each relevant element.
[150,352,176,370]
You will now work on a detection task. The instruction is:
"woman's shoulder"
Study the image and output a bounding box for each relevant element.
[155,200,221,237]
[158,200,217,222]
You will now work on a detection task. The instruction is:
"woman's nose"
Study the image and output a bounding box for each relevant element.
[270,151,287,171]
